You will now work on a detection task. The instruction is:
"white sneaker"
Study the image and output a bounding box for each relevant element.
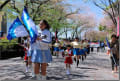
[25,67,28,73]
[41,75,47,80]
[31,73,35,78]
[66,69,70,75]
[36,74,41,80]
[28,65,35,77]
[26,70,28,73]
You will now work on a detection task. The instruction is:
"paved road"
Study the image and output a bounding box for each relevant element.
[0,49,119,80]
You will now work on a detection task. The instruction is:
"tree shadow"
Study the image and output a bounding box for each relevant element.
[52,60,64,63]
[19,75,31,80]
[47,76,63,80]
[70,74,89,77]
[68,74,89,80]
[11,58,23,62]
[0,68,28,76]
[77,66,98,70]
[90,52,96,54]
[0,67,30,80]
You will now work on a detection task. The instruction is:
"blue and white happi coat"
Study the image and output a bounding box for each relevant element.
[28,29,52,63]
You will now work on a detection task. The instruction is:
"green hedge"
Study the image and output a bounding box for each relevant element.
[0,38,18,51]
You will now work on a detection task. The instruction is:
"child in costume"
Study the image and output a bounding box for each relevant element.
[59,46,65,57]
[80,40,86,61]
[86,40,90,54]
[59,40,65,57]
[25,36,35,77]
[53,40,60,58]
[83,40,88,59]
[64,45,73,75]
[71,37,81,67]
[24,44,29,73]
[28,20,52,80]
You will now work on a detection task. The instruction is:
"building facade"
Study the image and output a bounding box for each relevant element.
[0,12,7,37]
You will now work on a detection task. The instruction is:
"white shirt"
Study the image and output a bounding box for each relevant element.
[30,29,52,50]
[54,43,60,47]
[71,41,80,48]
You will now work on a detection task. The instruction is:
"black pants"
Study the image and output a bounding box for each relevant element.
[91,47,93,52]
[110,54,119,70]
[87,47,90,54]
[97,47,99,52]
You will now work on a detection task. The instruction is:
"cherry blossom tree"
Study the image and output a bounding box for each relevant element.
[100,15,116,32]
[85,30,107,41]
[67,12,97,39]
[83,0,119,27]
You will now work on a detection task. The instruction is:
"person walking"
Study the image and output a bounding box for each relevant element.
[53,40,60,58]
[71,37,80,67]
[64,45,73,75]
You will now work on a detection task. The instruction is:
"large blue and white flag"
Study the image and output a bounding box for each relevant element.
[7,17,28,40]
[21,7,38,43]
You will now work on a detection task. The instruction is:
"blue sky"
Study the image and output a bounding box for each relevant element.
[60,0,104,38]
[65,0,104,22]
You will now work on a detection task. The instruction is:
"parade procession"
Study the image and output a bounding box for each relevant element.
[0,0,119,80]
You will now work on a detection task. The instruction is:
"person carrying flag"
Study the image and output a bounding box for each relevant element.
[107,34,119,73]
[28,20,52,80]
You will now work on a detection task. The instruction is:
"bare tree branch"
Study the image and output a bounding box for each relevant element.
[28,0,51,21]
[0,0,11,11]
[93,0,117,26]
[9,0,20,13]
[58,8,80,21]
[109,0,117,25]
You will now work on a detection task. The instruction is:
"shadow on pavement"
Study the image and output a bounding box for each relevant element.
[70,74,89,79]
[77,67,98,70]
[19,75,31,80]
[47,76,63,80]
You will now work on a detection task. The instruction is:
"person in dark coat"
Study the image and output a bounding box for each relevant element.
[109,34,119,73]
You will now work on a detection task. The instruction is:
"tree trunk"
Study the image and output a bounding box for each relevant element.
[75,27,78,38]
[71,30,75,39]
[65,27,68,39]
[63,27,68,39]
